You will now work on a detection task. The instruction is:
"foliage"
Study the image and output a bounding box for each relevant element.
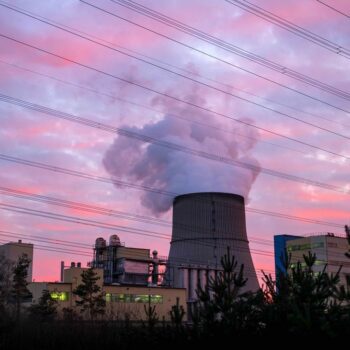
[195,247,262,337]
[28,289,58,322]
[0,254,13,315]
[169,297,185,329]
[262,251,342,336]
[10,254,32,320]
[143,296,159,330]
[73,268,106,320]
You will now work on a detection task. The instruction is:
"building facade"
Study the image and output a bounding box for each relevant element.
[29,266,187,321]
[274,233,350,288]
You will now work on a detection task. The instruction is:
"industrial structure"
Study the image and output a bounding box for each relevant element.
[167,192,259,302]
[29,265,186,321]
[274,232,350,287]
[91,234,166,286]
[0,240,33,282]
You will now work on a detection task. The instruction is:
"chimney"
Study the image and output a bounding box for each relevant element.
[60,261,65,282]
[77,262,81,268]
[71,262,76,268]
[18,240,22,244]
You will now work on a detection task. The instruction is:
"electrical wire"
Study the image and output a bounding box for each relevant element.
[73,1,350,112]
[2,33,350,161]
[225,0,350,56]
[1,94,349,194]
[103,0,350,100]
[1,2,349,139]
[315,0,350,19]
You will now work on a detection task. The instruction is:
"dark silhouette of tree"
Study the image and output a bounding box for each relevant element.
[262,251,341,336]
[143,295,159,330]
[28,289,58,322]
[195,247,261,337]
[73,268,105,320]
[0,254,13,316]
[11,254,32,321]
[169,297,185,330]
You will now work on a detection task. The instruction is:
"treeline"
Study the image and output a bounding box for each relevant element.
[1,227,350,348]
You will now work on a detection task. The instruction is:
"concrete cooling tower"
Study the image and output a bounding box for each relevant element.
[167,192,259,299]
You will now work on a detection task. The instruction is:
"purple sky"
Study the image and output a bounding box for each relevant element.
[0,0,349,282]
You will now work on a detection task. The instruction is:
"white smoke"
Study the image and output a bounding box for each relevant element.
[103,96,261,215]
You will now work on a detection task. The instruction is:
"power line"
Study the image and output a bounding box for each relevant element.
[1,93,349,193]
[315,0,350,19]
[0,203,169,240]
[2,60,347,160]
[225,0,350,56]
[77,1,350,112]
[2,31,350,161]
[0,185,345,235]
[0,1,344,127]
[103,0,350,101]
[1,3,349,139]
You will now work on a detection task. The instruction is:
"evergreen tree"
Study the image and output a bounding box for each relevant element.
[73,268,105,320]
[11,253,32,321]
[170,297,185,330]
[0,254,13,316]
[28,289,58,322]
[262,251,341,336]
[143,295,159,330]
[195,247,260,337]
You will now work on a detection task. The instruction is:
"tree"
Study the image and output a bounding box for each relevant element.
[73,268,105,320]
[195,247,260,337]
[11,253,32,321]
[169,297,185,330]
[28,289,58,322]
[143,295,159,330]
[0,254,13,317]
[262,251,341,336]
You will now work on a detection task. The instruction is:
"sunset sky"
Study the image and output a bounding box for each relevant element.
[0,0,349,283]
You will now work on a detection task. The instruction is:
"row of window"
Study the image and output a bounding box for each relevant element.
[105,293,163,304]
[288,242,324,252]
[50,292,163,304]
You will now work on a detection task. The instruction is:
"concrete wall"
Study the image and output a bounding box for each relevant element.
[0,241,33,282]
[29,277,187,321]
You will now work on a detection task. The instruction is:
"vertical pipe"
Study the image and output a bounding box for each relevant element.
[60,261,64,282]
[190,269,198,299]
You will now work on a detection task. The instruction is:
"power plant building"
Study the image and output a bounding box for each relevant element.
[0,240,33,282]
[91,235,164,286]
[167,192,259,301]
[285,233,350,287]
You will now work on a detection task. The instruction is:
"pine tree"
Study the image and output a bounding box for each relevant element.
[195,247,258,336]
[0,254,13,317]
[11,253,32,321]
[143,295,159,330]
[28,289,58,322]
[73,268,105,320]
[170,297,185,330]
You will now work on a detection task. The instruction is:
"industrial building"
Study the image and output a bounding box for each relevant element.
[29,264,186,321]
[0,240,33,282]
[274,232,350,287]
[91,234,166,286]
[167,192,259,303]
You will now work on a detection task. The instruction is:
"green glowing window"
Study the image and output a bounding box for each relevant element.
[50,291,69,301]
[105,293,163,303]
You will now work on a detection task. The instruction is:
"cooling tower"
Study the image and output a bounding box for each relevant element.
[167,192,259,296]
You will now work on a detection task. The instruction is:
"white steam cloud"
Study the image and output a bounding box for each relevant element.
[103,100,261,215]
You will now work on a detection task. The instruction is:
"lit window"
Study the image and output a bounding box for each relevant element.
[50,292,69,301]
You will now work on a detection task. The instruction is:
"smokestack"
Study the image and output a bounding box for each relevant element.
[60,261,64,282]
[167,192,259,293]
